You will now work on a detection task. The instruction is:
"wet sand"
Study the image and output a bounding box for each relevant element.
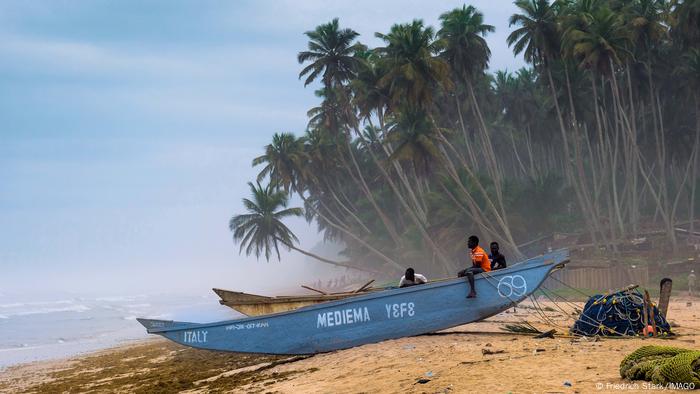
[1,299,698,393]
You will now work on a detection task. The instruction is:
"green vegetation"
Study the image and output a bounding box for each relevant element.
[232,0,700,276]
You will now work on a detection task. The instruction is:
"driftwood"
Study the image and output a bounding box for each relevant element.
[301,285,327,295]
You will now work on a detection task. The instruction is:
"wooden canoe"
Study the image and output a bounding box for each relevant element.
[212,286,380,316]
[138,249,569,355]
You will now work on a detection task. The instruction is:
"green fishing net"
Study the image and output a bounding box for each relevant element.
[620,345,700,386]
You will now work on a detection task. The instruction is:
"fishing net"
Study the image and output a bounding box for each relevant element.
[570,289,672,336]
[620,346,690,379]
[620,345,700,386]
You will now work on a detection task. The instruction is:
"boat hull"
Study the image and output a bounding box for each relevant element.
[138,249,567,355]
[222,300,329,316]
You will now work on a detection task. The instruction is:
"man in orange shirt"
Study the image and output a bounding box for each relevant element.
[457,235,491,298]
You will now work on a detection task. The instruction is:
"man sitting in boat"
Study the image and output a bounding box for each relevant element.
[399,268,427,288]
[489,241,507,270]
[458,235,491,298]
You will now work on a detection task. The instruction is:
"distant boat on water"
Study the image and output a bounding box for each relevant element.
[138,249,568,355]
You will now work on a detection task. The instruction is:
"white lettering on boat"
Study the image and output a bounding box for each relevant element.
[225,322,269,330]
[183,330,208,343]
[497,275,527,298]
[317,307,371,328]
[385,302,415,319]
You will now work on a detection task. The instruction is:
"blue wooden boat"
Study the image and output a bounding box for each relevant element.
[138,249,568,355]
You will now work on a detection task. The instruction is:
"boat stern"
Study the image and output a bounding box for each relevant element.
[136,318,198,334]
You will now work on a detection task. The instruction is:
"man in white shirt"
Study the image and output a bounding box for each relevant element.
[399,268,427,288]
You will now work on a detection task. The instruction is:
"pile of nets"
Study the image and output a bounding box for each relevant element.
[570,289,671,336]
[620,345,700,386]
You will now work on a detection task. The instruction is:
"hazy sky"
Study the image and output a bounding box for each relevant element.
[0,1,526,296]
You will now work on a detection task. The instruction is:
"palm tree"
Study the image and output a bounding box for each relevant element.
[671,0,700,48]
[507,0,561,67]
[438,4,495,169]
[306,87,350,133]
[375,20,452,111]
[351,51,390,123]
[676,48,700,236]
[299,21,405,248]
[298,18,364,89]
[625,0,668,54]
[438,5,510,235]
[230,181,364,270]
[509,0,608,247]
[563,6,632,76]
[252,132,308,193]
[438,5,494,81]
[245,3,700,271]
[386,107,443,175]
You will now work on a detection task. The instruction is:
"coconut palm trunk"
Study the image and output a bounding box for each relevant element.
[274,237,379,274]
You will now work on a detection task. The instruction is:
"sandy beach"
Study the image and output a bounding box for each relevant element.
[1,298,698,393]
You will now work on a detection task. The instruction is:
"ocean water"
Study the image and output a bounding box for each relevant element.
[0,291,243,369]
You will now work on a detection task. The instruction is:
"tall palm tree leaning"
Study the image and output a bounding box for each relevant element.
[298,18,364,90]
[507,0,603,246]
[437,5,522,257]
[297,18,404,248]
[375,19,452,111]
[438,5,495,143]
[230,181,373,272]
[252,132,308,194]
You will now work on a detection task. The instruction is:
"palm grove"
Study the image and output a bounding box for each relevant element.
[230,0,700,277]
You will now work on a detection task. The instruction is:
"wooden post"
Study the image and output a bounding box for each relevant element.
[658,278,673,318]
[642,293,649,338]
[644,290,657,337]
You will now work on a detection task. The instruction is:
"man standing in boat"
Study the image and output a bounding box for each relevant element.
[458,235,491,298]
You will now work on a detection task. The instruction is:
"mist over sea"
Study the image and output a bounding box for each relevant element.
[0,291,242,369]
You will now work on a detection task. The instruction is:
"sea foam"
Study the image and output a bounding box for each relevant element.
[2,305,91,318]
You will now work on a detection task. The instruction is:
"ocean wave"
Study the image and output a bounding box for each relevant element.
[3,305,91,318]
[94,295,147,302]
[124,303,151,308]
[0,344,37,353]
[0,300,74,309]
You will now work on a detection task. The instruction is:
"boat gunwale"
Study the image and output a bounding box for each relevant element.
[217,292,380,305]
[146,250,568,333]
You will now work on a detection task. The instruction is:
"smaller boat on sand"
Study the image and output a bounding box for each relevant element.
[213,280,378,316]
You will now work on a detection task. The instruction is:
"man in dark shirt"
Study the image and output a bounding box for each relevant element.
[489,241,507,270]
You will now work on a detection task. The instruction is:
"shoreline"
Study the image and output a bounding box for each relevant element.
[0,337,156,373]
[0,336,158,372]
[1,299,698,393]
